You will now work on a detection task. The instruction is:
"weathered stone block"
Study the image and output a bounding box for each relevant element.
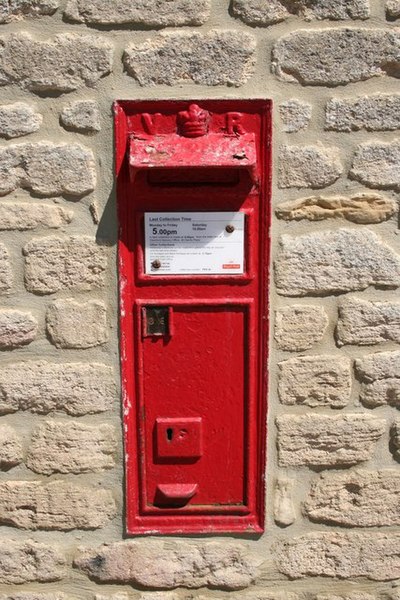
[278,355,351,408]
[65,0,210,26]
[350,141,400,190]
[197,593,299,600]
[275,229,400,296]
[391,422,400,461]
[305,470,400,526]
[0,33,113,94]
[75,540,260,589]
[326,94,400,131]
[0,0,58,23]
[60,100,101,133]
[276,532,400,580]
[274,477,295,527]
[0,594,65,600]
[317,594,375,600]
[355,351,400,409]
[0,362,115,415]
[232,0,369,24]
[0,202,72,230]
[24,236,106,294]
[337,297,400,346]
[0,309,38,349]
[0,103,42,138]
[46,299,107,348]
[279,145,342,189]
[275,193,396,224]
[27,420,116,474]
[0,243,12,294]
[0,424,23,469]
[387,0,400,18]
[274,305,328,351]
[279,100,312,133]
[0,540,65,583]
[276,414,385,467]
[272,29,400,86]
[124,31,256,87]
[231,0,288,25]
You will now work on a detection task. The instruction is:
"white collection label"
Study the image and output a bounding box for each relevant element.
[144,212,245,275]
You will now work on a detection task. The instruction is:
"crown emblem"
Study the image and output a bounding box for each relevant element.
[177,104,209,138]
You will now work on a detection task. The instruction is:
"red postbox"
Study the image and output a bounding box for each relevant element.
[114,100,271,535]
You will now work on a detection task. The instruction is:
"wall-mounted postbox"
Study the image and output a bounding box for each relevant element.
[114,100,271,535]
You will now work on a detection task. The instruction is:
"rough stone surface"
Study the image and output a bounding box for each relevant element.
[0,33,113,94]
[391,422,400,461]
[197,594,299,600]
[278,100,312,133]
[0,309,38,349]
[0,103,42,138]
[337,297,400,346]
[355,351,400,409]
[27,421,116,474]
[232,0,370,24]
[276,532,400,580]
[0,540,65,583]
[0,595,66,600]
[0,202,72,230]
[276,414,385,467]
[326,94,400,132]
[65,0,210,26]
[275,229,400,296]
[278,355,352,408]
[0,1,58,23]
[0,243,12,295]
[272,29,400,86]
[274,305,328,351]
[0,424,23,469]
[317,594,375,600]
[232,0,288,25]
[75,541,260,589]
[304,470,400,527]
[60,100,101,133]
[275,193,396,224]
[124,31,256,87]
[274,477,295,527]
[350,141,400,191]
[46,299,108,349]
[24,236,107,294]
[387,0,400,18]
[278,145,342,189]
[0,481,116,530]
[0,143,96,197]
[0,362,115,415]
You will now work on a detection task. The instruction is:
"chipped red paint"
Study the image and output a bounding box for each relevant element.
[114,100,272,535]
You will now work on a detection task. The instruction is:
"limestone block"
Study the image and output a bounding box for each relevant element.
[138,594,180,600]
[276,414,385,467]
[278,355,351,408]
[0,424,23,469]
[0,309,38,348]
[274,305,328,351]
[65,0,210,26]
[337,297,400,346]
[0,0,58,23]
[197,593,299,600]
[46,299,107,348]
[24,236,106,294]
[0,202,72,230]
[0,539,65,583]
[0,142,96,197]
[278,100,312,133]
[75,540,260,589]
[317,594,375,600]
[124,31,256,87]
[0,33,113,94]
[275,193,396,224]
[387,0,400,18]
[326,94,400,131]
[0,103,42,138]
[0,362,115,415]
[278,145,342,189]
[0,595,66,600]
[275,229,400,296]
[27,420,116,474]
[231,0,289,26]
[0,243,12,294]
[60,100,101,133]
[274,477,295,527]
[355,351,400,409]
[391,422,400,461]
[350,141,400,190]
[0,480,116,530]
[305,470,400,526]
[272,29,400,86]
[276,532,400,580]
[233,0,370,24]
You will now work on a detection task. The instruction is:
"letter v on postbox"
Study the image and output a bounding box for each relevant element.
[114,100,272,534]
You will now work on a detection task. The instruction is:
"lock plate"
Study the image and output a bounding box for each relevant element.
[155,417,203,460]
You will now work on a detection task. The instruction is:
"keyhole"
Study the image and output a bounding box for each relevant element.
[166,428,173,442]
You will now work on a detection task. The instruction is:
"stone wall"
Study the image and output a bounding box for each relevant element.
[0,1,399,600]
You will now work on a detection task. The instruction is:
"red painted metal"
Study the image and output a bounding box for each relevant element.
[114,100,272,535]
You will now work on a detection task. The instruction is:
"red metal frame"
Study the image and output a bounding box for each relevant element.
[114,100,272,535]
